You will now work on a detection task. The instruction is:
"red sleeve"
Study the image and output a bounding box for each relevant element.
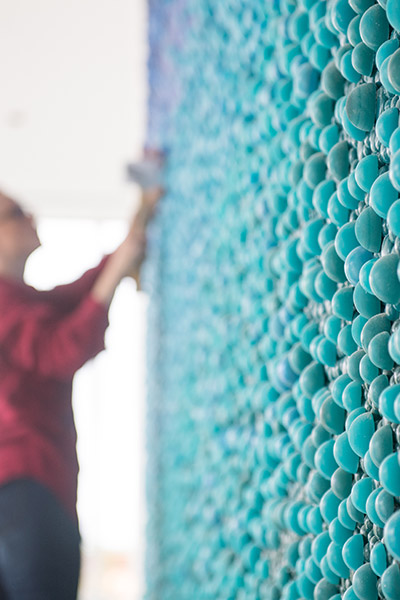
[37,254,112,309]
[0,293,110,381]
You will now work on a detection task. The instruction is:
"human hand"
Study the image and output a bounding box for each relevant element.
[126,147,166,190]
[90,228,147,307]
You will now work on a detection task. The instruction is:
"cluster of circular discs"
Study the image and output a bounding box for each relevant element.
[144,0,400,599]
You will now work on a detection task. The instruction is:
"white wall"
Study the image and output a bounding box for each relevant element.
[0,0,148,218]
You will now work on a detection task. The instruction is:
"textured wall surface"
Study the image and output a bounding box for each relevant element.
[144,1,400,599]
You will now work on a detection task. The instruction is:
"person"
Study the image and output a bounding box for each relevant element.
[0,172,164,599]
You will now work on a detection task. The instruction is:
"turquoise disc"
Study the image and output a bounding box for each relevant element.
[311,531,331,566]
[332,0,356,33]
[365,488,385,527]
[379,453,400,496]
[320,555,340,585]
[359,259,378,294]
[347,412,374,457]
[332,286,355,320]
[316,336,337,365]
[352,41,375,75]
[384,511,400,561]
[387,199,400,236]
[321,61,345,100]
[331,467,353,499]
[315,271,337,301]
[338,498,356,530]
[381,564,400,600]
[370,254,400,304]
[351,314,368,347]
[390,150,400,192]
[320,396,346,434]
[381,55,399,95]
[342,534,364,570]
[343,588,358,600]
[379,384,400,423]
[360,313,391,352]
[314,579,339,599]
[375,488,394,522]
[320,488,341,524]
[390,126,400,154]
[321,241,346,282]
[333,431,359,473]
[376,108,400,147]
[314,181,337,219]
[368,331,394,370]
[335,221,359,260]
[350,476,374,513]
[342,108,367,141]
[347,495,365,523]
[338,324,358,355]
[359,353,379,383]
[319,124,340,155]
[354,154,378,191]
[388,48,400,94]
[355,207,382,252]
[340,49,361,83]
[342,381,363,412]
[328,191,350,226]
[345,82,376,130]
[353,283,381,319]
[337,177,359,209]
[307,507,324,536]
[327,141,350,180]
[344,246,373,285]
[376,38,399,71]
[305,555,323,583]
[368,373,389,408]
[359,4,389,50]
[369,172,398,219]
[314,439,338,479]
[369,424,393,467]
[352,563,378,600]
[327,541,350,579]
[331,374,352,408]
[348,0,375,12]
[302,217,325,255]
[348,170,366,200]
[386,0,400,32]
[364,449,380,480]
[347,15,362,46]
[328,517,353,545]
[304,152,327,188]
[370,542,387,577]
[347,349,365,382]
[324,315,342,344]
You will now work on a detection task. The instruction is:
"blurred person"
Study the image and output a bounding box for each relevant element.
[0,161,164,600]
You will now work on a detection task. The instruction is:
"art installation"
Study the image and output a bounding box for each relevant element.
[144,0,400,598]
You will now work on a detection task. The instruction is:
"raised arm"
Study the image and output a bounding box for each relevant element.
[38,181,163,304]
[36,254,112,309]
[0,183,164,380]
[0,218,149,381]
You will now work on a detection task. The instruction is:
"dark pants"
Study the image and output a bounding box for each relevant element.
[0,478,81,600]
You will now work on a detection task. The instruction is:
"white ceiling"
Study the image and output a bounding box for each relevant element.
[0,0,148,219]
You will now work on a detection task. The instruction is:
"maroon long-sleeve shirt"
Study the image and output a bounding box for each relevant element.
[0,254,112,522]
